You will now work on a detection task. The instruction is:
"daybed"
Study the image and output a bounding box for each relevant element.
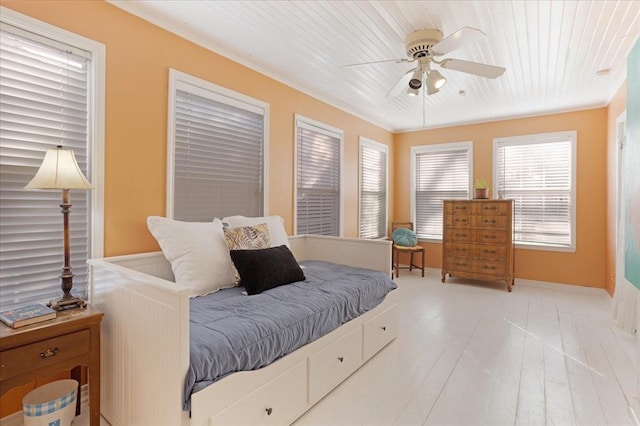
[88,234,398,426]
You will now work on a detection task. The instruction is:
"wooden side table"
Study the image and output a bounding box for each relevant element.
[0,306,103,425]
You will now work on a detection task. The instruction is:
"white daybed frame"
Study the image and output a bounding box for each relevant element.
[88,235,398,426]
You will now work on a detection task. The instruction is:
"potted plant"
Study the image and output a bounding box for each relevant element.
[474,179,490,199]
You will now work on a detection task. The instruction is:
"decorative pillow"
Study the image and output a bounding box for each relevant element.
[147,216,236,297]
[224,223,271,284]
[392,227,418,247]
[223,215,290,248]
[229,245,305,295]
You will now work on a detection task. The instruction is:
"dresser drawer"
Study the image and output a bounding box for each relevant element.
[363,305,397,360]
[444,243,472,257]
[444,228,471,243]
[445,256,473,272]
[445,201,470,215]
[209,361,307,425]
[473,244,507,259]
[470,215,508,229]
[0,330,90,381]
[471,202,508,216]
[308,326,362,403]
[445,214,470,227]
[472,229,508,244]
[472,258,506,276]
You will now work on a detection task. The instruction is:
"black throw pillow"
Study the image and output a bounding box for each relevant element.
[229,245,306,295]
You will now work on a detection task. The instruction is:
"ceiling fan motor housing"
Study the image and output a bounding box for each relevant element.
[405,29,443,59]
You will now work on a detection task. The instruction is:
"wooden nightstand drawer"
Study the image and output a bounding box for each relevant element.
[445,256,472,271]
[0,329,90,381]
[472,258,506,275]
[471,202,508,215]
[472,229,508,244]
[445,228,471,242]
[473,244,507,259]
[446,214,470,227]
[444,243,472,257]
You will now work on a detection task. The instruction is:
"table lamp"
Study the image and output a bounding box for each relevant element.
[25,146,93,310]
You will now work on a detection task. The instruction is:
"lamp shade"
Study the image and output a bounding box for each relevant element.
[25,146,93,190]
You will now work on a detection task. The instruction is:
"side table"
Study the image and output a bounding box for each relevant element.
[0,306,103,425]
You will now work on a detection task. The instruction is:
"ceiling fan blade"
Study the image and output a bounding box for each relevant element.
[341,58,413,68]
[386,68,415,98]
[440,59,505,79]
[432,27,486,55]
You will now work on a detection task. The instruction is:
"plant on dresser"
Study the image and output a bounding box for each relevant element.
[441,199,514,292]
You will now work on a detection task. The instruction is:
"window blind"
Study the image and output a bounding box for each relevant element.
[296,120,341,236]
[495,133,574,248]
[359,141,387,239]
[414,145,471,239]
[173,88,264,221]
[0,26,91,310]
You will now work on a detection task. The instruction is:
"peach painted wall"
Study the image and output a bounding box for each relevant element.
[606,83,628,295]
[2,0,394,257]
[393,108,608,288]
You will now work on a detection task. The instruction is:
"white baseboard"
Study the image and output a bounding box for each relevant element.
[0,384,89,426]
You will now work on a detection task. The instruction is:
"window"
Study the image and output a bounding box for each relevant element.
[168,69,268,221]
[295,115,343,236]
[494,131,576,250]
[0,11,104,310]
[412,142,472,239]
[359,138,388,239]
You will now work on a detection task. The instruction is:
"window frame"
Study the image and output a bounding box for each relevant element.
[493,130,577,252]
[167,68,269,220]
[0,7,105,307]
[358,137,389,240]
[293,114,344,236]
[411,141,473,241]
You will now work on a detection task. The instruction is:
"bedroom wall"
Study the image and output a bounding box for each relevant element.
[606,82,628,295]
[1,0,394,258]
[393,108,608,288]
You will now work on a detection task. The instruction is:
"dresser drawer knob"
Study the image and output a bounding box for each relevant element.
[266,407,273,416]
[338,356,344,363]
[40,347,59,359]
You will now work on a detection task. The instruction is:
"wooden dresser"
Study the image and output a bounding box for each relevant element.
[441,199,514,291]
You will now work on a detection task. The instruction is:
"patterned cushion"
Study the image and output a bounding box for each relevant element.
[392,227,418,247]
[225,223,271,284]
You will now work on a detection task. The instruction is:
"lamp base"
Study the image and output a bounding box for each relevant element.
[48,295,86,311]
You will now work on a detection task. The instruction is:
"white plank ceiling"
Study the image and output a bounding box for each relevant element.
[110,1,640,132]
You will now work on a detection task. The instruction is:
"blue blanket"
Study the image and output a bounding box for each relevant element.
[184,260,396,410]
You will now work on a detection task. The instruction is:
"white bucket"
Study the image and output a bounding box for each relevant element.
[23,379,78,426]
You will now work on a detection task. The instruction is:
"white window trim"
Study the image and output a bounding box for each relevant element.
[167,68,270,218]
[293,114,344,236]
[492,130,577,252]
[411,141,473,242]
[0,7,106,259]
[358,137,389,240]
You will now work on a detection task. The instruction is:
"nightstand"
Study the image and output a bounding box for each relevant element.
[0,306,103,425]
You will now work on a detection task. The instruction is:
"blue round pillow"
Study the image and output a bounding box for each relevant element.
[392,227,418,247]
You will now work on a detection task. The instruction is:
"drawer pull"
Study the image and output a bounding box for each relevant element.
[455,233,467,238]
[485,235,497,239]
[483,206,497,211]
[40,347,59,359]
[265,407,273,416]
[455,263,468,267]
[338,356,344,363]
[483,265,496,270]
[484,250,498,254]
[484,219,497,224]
[455,247,466,252]
[381,326,387,331]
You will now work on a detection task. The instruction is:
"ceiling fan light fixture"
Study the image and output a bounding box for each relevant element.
[430,69,447,89]
[406,87,420,96]
[408,69,423,89]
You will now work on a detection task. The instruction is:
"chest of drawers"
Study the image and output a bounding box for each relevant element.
[441,199,514,292]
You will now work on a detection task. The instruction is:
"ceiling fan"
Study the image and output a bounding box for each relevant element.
[344,27,506,97]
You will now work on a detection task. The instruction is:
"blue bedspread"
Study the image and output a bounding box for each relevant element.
[184,260,397,410]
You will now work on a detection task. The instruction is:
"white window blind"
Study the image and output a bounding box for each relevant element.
[413,143,472,239]
[494,131,576,249]
[0,25,92,310]
[295,117,342,236]
[359,138,387,239]
[170,73,266,221]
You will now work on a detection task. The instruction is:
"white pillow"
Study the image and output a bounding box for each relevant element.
[222,215,290,248]
[147,216,236,297]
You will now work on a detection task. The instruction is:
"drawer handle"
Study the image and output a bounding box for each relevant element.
[266,407,273,416]
[381,326,387,331]
[483,206,497,211]
[483,266,496,270]
[455,247,466,252]
[485,235,497,239]
[484,250,498,254]
[455,233,467,238]
[40,347,59,359]
[455,263,467,267]
[338,356,344,363]
[484,220,497,224]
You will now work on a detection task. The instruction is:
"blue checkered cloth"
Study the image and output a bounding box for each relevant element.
[23,390,76,417]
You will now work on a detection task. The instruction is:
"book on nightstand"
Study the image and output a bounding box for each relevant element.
[0,304,57,328]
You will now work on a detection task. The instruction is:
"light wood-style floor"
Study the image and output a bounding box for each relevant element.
[295,270,638,426]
